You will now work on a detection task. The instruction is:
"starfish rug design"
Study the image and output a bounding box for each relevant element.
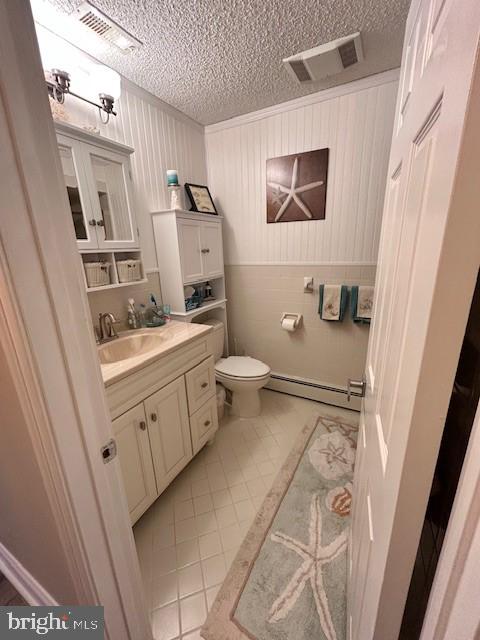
[267,156,324,222]
[268,494,347,640]
[201,414,357,640]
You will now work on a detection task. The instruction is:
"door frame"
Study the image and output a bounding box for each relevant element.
[0,3,151,638]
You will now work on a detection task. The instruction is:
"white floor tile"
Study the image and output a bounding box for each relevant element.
[193,494,214,516]
[178,563,204,598]
[152,572,178,609]
[176,539,200,569]
[229,483,249,503]
[152,602,179,640]
[233,499,256,523]
[218,524,243,552]
[174,499,195,522]
[211,489,232,509]
[214,504,237,529]
[175,518,197,544]
[191,477,210,498]
[195,511,218,536]
[152,546,177,576]
[135,389,359,638]
[182,630,202,640]
[154,524,175,550]
[179,592,207,634]
[208,474,228,492]
[201,554,227,589]
[199,531,223,560]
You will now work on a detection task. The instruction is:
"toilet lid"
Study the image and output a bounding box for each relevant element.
[215,356,270,378]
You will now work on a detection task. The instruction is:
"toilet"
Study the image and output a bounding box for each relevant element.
[204,320,270,418]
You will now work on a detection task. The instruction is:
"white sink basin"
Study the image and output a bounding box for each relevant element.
[98,331,167,364]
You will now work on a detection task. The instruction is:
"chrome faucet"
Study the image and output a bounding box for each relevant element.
[96,312,119,343]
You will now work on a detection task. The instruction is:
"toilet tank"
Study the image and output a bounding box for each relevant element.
[202,319,224,361]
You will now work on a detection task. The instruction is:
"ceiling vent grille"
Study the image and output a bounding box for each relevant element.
[283,32,363,83]
[288,59,313,83]
[75,2,142,53]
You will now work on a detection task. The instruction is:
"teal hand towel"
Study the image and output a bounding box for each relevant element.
[319,284,348,321]
[351,285,374,325]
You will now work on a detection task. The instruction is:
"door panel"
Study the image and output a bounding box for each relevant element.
[201,222,224,279]
[112,403,157,524]
[177,219,204,284]
[349,0,480,638]
[145,376,193,495]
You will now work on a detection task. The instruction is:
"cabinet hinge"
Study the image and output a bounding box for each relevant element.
[101,438,117,464]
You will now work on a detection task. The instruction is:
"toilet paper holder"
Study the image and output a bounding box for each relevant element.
[280,312,303,330]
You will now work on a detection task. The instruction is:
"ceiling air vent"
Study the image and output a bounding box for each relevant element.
[75,2,142,53]
[283,32,363,83]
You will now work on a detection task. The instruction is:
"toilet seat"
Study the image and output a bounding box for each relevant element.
[215,356,270,379]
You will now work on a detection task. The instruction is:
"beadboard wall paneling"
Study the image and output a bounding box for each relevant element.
[205,72,398,265]
[55,78,207,270]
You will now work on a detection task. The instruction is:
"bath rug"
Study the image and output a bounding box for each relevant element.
[201,413,358,640]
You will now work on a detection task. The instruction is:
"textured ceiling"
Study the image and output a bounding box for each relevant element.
[40,0,410,125]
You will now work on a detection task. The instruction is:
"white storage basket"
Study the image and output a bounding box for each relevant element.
[117,259,142,283]
[84,262,111,288]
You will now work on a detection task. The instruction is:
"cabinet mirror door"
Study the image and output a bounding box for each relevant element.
[85,145,138,249]
[57,136,98,249]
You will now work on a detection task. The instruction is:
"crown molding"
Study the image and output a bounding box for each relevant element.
[205,68,400,134]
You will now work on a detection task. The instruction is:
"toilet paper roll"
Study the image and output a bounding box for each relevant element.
[281,317,297,332]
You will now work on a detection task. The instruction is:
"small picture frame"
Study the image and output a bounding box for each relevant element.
[184,183,217,215]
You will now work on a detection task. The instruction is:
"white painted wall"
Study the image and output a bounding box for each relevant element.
[205,70,398,266]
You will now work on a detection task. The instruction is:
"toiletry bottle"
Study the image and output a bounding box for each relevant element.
[127,298,138,329]
[139,304,147,328]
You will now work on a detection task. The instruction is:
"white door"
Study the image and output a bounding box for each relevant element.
[145,377,193,494]
[201,221,224,279]
[349,1,480,638]
[112,403,158,524]
[83,143,139,250]
[177,218,204,284]
[56,134,98,250]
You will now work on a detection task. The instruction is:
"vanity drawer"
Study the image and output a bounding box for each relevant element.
[190,395,218,454]
[185,356,216,415]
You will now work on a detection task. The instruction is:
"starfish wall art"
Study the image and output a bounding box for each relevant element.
[266,148,329,223]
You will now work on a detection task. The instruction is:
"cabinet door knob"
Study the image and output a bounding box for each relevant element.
[89,219,97,226]
[96,219,105,227]
[204,419,211,427]
[201,382,208,389]
[150,413,157,422]
[201,248,209,254]
[139,420,147,431]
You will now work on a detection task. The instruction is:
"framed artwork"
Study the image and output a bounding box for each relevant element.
[266,148,329,223]
[184,183,217,215]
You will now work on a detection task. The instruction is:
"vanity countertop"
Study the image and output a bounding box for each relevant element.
[99,320,212,387]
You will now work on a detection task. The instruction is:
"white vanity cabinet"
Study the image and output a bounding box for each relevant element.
[177,217,224,283]
[56,122,139,251]
[105,328,219,524]
[112,403,157,523]
[144,377,193,496]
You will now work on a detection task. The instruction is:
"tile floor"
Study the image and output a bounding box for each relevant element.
[133,389,357,640]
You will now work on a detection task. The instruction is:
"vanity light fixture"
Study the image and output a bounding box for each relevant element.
[47,68,117,123]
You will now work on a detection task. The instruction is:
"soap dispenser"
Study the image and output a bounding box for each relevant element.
[127,298,139,329]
